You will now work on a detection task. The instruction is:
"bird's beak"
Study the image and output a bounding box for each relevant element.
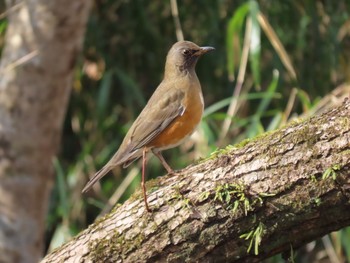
[195,46,215,56]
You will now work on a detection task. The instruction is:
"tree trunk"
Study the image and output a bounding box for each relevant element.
[41,99,350,262]
[0,1,91,262]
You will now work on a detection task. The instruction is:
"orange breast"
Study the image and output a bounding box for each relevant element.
[149,89,203,149]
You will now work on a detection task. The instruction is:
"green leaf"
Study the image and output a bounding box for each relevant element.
[97,70,113,121]
[248,0,261,89]
[226,2,250,81]
[52,158,69,220]
[247,69,279,137]
[115,68,146,108]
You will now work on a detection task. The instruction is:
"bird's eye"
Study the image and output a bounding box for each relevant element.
[182,49,190,56]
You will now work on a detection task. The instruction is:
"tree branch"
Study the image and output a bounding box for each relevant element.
[42,99,350,263]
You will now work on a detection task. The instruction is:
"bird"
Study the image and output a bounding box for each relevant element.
[82,40,214,212]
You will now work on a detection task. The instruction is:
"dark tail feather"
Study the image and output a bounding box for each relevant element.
[122,156,141,168]
[82,165,112,193]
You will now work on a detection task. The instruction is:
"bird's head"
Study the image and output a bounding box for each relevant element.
[165,41,214,77]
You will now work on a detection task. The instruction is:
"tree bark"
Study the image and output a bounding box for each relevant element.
[0,1,91,262]
[42,99,350,263]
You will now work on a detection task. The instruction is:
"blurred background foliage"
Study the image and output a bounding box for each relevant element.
[1,0,350,262]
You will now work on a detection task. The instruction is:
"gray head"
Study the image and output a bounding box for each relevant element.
[164,41,214,77]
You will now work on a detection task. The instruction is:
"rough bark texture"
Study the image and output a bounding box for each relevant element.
[42,100,350,263]
[0,1,91,262]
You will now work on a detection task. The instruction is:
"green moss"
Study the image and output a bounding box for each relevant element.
[110,203,122,214]
[88,228,147,262]
[167,243,199,262]
[322,164,342,180]
[88,232,124,262]
[285,124,311,146]
[129,177,160,202]
[198,224,221,246]
[340,149,350,156]
[204,147,227,161]
[199,125,288,165]
[172,186,192,209]
[239,221,265,255]
[311,197,322,206]
[310,174,318,183]
[213,182,270,215]
[198,191,210,202]
[233,138,252,149]
[91,211,115,230]
[199,129,275,163]
[230,130,276,152]
[287,118,305,127]
[337,116,350,131]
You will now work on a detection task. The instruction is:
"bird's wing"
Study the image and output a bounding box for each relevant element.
[120,91,186,168]
[121,85,186,158]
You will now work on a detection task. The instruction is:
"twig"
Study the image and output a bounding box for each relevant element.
[281,87,297,125]
[321,235,341,263]
[170,0,184,41]
[219,17,252,143]
[0,2,24,20]
[5,50,39,72]
[257,12,297,80]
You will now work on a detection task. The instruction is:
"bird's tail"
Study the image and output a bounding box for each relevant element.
[82,165,112,193]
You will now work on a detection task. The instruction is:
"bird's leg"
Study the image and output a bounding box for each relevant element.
[152,149,175,175]
[142,147,151,212]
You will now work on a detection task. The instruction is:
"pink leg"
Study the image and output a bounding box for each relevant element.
[142,147,151,212]
[152,149,175,174]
